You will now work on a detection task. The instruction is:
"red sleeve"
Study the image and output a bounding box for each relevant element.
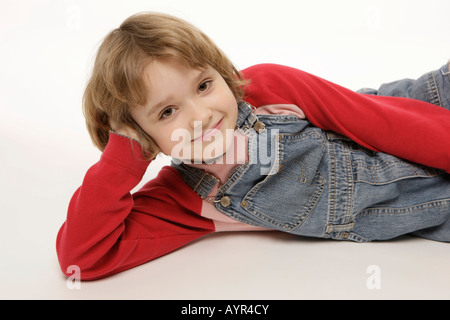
[56,133,214,280]
[241,63,450,172]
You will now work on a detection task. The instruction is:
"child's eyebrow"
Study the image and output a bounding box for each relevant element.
[147,95,174,117]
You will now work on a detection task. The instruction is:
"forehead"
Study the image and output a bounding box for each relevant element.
[143,60,208,88]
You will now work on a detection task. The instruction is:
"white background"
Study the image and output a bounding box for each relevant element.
[1,0,450,299]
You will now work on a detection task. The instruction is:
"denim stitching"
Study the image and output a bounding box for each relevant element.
[356,198,450,216]
[345,143,354,224]
[326,134,337,231]
[427,71,441,106]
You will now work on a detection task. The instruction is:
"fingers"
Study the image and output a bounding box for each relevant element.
[109,118,121,131]
[109,118,140,141]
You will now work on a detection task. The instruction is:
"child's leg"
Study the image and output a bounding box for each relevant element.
[352,62,450,242]
[358,61,450,110]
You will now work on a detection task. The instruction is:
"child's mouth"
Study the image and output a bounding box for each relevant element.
[192,118,223,142]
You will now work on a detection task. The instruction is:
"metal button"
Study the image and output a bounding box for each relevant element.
[220,196,231,207]
[241,200,248,208]
[254,121,266,133]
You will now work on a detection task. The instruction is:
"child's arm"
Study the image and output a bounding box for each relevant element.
[56,133,214,280]
[242,63,450,172]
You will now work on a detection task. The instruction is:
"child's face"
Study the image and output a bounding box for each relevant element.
[131,60,238,162]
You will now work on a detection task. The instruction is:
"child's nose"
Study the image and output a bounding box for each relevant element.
[188,103,212,128]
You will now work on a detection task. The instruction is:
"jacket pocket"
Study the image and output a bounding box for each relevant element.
[241,128,327,232]
[349,142,443,185]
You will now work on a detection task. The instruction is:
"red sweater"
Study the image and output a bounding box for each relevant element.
[56,64,450,280]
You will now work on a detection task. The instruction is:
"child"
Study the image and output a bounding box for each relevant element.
[57,12,450,280]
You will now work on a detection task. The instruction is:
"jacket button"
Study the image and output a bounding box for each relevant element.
[254,121,266,133]
[220,196,231,207]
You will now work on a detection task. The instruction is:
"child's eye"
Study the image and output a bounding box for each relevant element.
[198,80,212,93]
[160,107,176,119]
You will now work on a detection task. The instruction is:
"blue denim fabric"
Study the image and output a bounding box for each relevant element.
[357,61,450,110]
[173,63,450,242]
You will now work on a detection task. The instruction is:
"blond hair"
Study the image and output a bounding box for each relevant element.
[83,12,247,158]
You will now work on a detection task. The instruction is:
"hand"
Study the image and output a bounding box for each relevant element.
[109,118,140,142]
[109,118,160,160]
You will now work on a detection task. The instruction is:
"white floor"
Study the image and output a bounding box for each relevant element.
[2,0,450,300]
[4,227,450,300]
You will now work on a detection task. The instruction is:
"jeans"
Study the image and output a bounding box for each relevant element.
[173,62,450,242]
[357,61,450,110]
